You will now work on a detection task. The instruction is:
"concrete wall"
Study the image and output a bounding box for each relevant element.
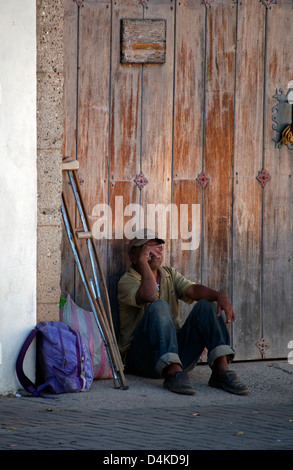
[0,1,37,394]
[36,0,63,322]
[0,0,64,395]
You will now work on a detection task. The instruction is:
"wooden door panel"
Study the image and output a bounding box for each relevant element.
[172,180,202,285]
[108,181,140,334]
[62,0,293,359]
[75,1,112,308]
[110,0,143,182]
[173,0,204,180]
[203,1,236,297]
[262,4,293,358]
[232,0,265,360]
[140,1,175,270]
[172,0,204,296]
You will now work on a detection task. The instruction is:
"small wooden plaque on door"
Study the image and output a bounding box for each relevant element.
[120,19,166,64]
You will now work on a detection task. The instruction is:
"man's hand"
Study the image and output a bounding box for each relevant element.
[186,284,236,326]
[137,243,163,263]
[129,243,163,265]
[216,292,235,325]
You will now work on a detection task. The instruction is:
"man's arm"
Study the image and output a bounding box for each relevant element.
[135,258,157,304]
[186,284,235,325]
[131,244,162,304]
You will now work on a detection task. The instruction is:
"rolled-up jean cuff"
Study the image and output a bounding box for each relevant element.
[155,353,182,377]
[208,345,235,368]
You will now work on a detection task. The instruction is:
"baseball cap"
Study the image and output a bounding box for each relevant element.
[128,228,165,252]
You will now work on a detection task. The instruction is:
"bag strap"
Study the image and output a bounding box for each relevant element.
[16,328,40,396]
[15,327,55,399]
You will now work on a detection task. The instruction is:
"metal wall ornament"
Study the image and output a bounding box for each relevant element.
[134,171,148,190]
[256,337,270,355]
[256,168,271,188]
[196,170,210,188]
[259,0,274,8]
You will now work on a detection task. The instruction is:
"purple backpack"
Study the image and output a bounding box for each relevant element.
[16,321,93,397]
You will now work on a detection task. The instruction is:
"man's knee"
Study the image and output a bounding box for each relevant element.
[190,299,216,321]
[146,300,173,324]
[146,299,170,313]
[195,299,215,312]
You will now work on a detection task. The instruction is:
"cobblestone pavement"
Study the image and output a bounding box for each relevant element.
[0,361,293,452]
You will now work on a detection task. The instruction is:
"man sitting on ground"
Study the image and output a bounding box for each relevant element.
[117,229,248,396]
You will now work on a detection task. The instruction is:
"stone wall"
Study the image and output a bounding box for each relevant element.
[36,0,64,321]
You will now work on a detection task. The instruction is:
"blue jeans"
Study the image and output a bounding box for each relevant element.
[125,299,235,378]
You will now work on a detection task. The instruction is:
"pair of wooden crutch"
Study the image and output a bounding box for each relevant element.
[61,160,128,390]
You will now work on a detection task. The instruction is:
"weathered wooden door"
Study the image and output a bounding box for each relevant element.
[62,0,293,361]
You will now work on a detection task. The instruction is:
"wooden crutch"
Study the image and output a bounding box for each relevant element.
[62,161,128,390]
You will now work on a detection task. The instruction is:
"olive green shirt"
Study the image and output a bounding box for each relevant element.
[117,266,195,358]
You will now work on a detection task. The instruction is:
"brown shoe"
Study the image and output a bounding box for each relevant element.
[208,370,248,395]
[163,371,195,395]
